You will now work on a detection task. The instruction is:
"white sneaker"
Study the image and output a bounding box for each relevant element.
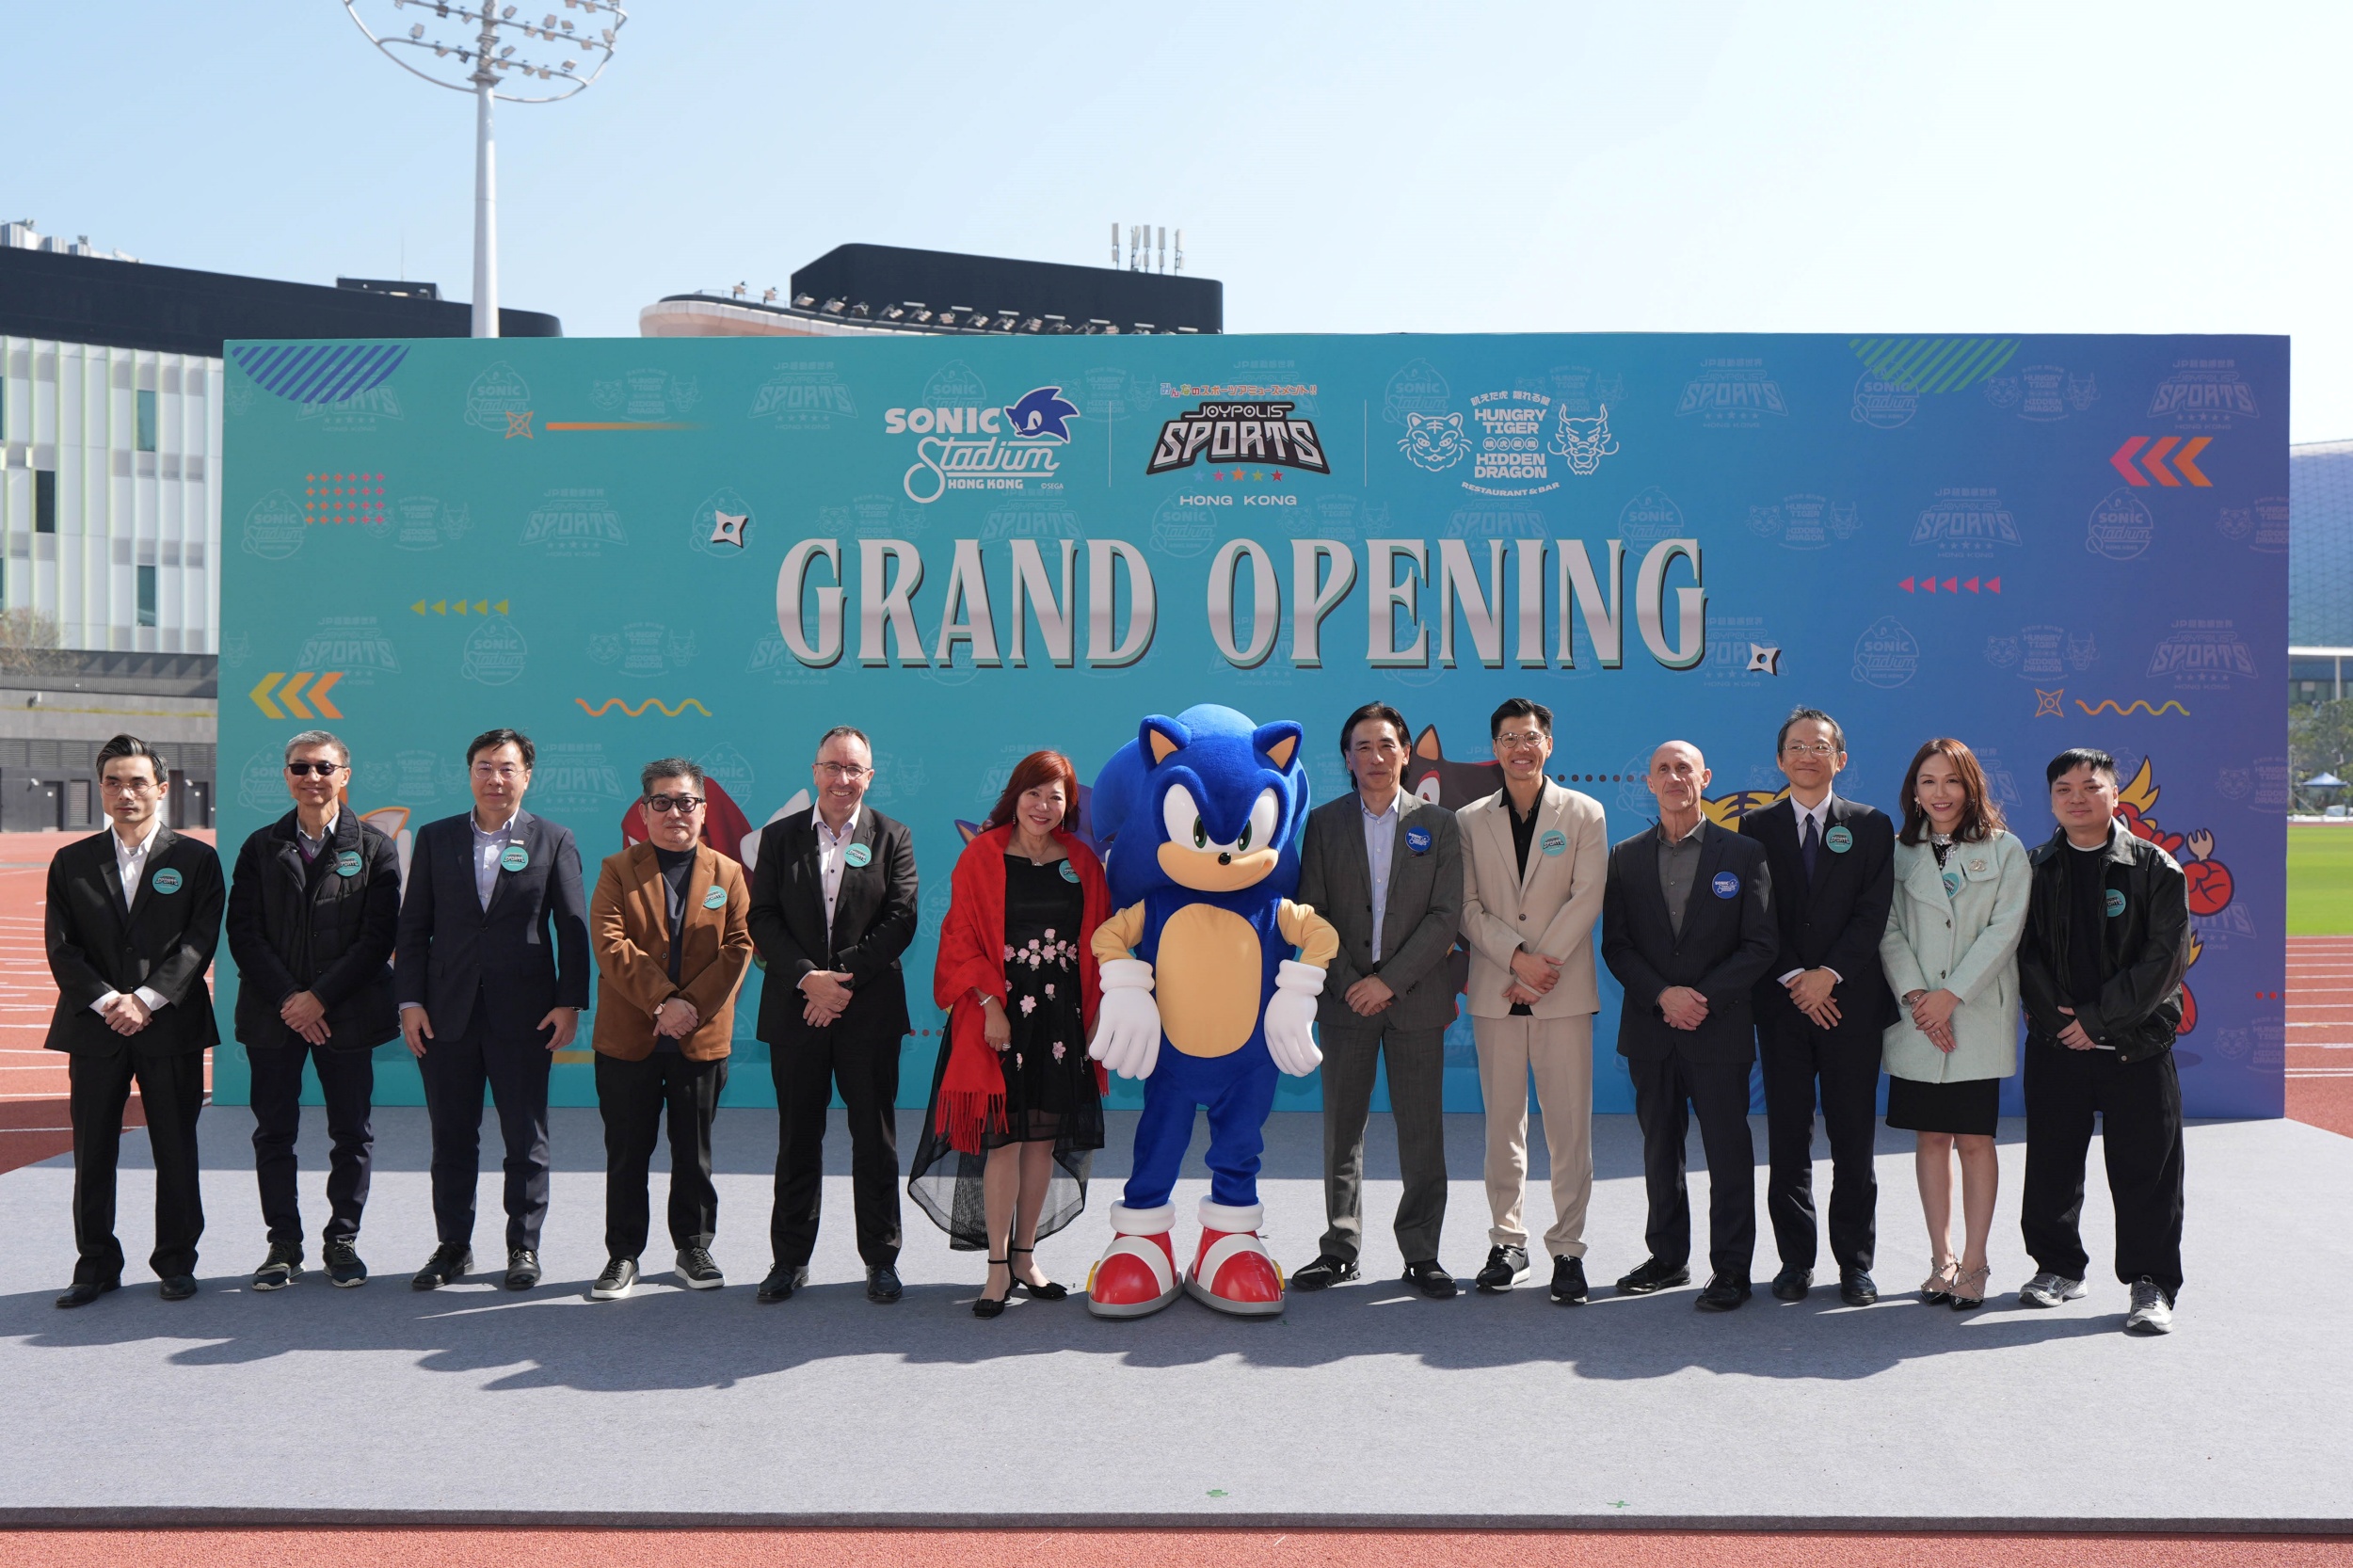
[2019,1272,2088,1308]
[2123,1277,2174,1335]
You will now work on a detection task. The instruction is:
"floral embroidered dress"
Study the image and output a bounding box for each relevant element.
[990,855,1101,1149]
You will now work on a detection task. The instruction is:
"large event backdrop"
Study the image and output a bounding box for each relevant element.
[213,332,2287,1118]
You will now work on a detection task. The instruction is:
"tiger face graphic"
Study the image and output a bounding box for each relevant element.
[1399,410,1470,472]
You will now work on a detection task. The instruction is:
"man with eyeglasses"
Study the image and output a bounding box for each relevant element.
[394,728,590,1292]
[1737,707,1897,1306]
[583,760,755,1301]
[747,726,920,1304]
[224,728,402,1290]
[46,735,226,1307]
[1455,697,1609,1304]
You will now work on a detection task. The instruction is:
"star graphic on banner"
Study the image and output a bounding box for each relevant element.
[710,510,749,548]
[1746,644,1783,675]
[505,410,535,440]
[2034,688,2065,717]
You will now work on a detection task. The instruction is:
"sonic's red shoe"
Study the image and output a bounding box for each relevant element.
[1085,1203,1181,1319]
[1184,1198,1285,1317]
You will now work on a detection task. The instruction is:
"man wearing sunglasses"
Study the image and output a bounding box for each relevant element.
[224,729,403,1290]
[583,760,755,1301]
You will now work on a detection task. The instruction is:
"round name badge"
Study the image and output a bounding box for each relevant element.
[335,849,363,878]
[1942,868,1962,899]
[1824,824,1854,855]
[1711,871,1741,900]
[842,842,872,869]
[2105,888,2127,918]
[1540,828,1569,857]
[1059,858,1080,884]
[1404,825,1433,856]
[702,884,728,910]
[499,843,530,873]
[151,867,183,895]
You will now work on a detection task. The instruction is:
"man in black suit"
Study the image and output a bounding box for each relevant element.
[1601,739,1778,1311]
[45,735,225,1307]
[394,728,590,1292]
[1738,708,1897,1306]
[747,725,920,1304]
[225,728,402,1290]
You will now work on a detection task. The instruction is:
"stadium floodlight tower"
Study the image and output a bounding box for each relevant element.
[343,0,626,337]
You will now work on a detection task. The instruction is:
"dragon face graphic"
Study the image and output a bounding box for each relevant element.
[1551,405,1621,475]
[1003,386,1080,442]
[1398,411,1470,472]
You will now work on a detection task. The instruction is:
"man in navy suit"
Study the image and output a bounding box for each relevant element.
[394,728,590,1291]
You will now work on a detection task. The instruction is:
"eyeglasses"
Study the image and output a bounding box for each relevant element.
[101,777,159,794]
[643,794,704,815]
[814,762,871,780]
[472,763,524,779]
[284,761,343,777]
[1782,742,1839,758]
[1496,731,1548,750]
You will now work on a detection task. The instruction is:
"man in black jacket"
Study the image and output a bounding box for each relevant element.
[1601,740,1779,1310]
[1738,707,1897,1306]
[747,725,920,1304]
[2014,747,2192,1336]
[44,735,225,1307]
[394,728,591,1292]
[225,728,402,1290]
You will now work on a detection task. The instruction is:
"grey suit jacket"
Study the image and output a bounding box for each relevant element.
[1297,790,1464,1033]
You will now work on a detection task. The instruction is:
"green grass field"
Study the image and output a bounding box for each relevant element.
[2289,823,2353,934]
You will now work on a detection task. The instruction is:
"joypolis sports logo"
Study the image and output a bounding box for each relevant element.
[887,387,1080,504]
[1145,401,1330,477]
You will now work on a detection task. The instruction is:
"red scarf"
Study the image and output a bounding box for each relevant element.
[930,823,1110,1154]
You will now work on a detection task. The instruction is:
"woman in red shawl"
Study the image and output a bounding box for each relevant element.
[909,751,1109,1317]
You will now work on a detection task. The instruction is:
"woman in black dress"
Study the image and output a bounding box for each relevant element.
[914,751,1110,1316]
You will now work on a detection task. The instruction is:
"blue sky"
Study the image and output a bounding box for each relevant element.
[12,2,2348,439]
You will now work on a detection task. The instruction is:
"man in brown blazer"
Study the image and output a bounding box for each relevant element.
[585,757,755,1300]
[1457,698,1609,1304]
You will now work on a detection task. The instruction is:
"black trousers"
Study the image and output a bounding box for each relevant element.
[68,1046,206,1283]
[1757,1010,1881,1274]
[1628,1051,1755,1283]
[770,1021,902,1269]
[597,1049,727,1260]
[418,1010,552,1252]
[2022,1044,2185,1296]
[248,1041,375,1247]
[1316,1018,1449,1264]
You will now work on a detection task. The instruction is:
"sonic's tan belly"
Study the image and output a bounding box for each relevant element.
[1158,904,1261,1058]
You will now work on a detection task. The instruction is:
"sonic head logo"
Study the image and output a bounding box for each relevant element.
[1003,387,1080,442]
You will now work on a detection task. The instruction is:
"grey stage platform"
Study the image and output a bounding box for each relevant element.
[0,1106,2345,1531]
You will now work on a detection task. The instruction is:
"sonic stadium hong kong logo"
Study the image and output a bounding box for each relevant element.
[888,387,1080,504]
[1146,401,1330,477]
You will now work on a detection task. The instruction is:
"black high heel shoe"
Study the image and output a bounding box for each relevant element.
[975,1257,1014,1319]
[1010,1245,1067,1302]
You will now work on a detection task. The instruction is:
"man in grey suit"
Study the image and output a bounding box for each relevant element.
[1291,702,1465,1299]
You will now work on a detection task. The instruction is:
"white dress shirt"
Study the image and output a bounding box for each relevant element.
[91,819,169,1016]
[1780,792,1841,985]
[1361,792,1401,964]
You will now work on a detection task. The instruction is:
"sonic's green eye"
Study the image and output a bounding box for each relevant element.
[1237,821,1253,850]
[1192,818,1209,849]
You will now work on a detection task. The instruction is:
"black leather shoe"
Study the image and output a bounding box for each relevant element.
[758,1263,809,1303]
[1289,1254,1359,1291]
[866,1264,904,1304]
[1549,1255,1590,1305]
[55,1278,119,1309]
[1839,1268,1879,1306]
[1402,1259,1457,1299]
[158,1274,199,1302]
[1475,1244,1530,1293]
[1771,1265,1814,1303]
[1696,1274,1753,1312]
[1614,1257,1690,1295]
[504,1248,541,1290]
[411,1244,472,1290]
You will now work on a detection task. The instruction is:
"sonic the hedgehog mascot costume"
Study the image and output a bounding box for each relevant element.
[1083,704,1338,1318]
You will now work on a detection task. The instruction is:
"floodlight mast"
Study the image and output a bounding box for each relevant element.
[343,0,626,338]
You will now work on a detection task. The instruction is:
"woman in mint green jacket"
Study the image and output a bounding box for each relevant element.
[1879,739,2030,1311]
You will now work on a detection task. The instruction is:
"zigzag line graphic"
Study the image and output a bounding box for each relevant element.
[2074,698,2190,717]
[574,696,713,718]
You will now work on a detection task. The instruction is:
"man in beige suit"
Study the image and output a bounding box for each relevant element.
[1457,697,1609,1304]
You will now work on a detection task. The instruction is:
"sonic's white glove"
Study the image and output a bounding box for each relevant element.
[1088,958,1161,1080]
[1263,959,1325,1076]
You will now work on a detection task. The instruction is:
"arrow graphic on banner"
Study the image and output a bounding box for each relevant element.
[248,671,344,720]
[1899,577,2000,594]
[2110,436,2212,488]
[412,599,510,616]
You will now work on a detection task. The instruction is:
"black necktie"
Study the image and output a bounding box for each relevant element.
[1801,811,1820,884]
